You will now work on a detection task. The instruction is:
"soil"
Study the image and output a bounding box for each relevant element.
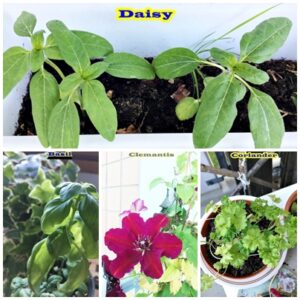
[14,59,297,136]
[205,205,270,277]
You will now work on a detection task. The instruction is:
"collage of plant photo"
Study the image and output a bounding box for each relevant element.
[1,1,298,299]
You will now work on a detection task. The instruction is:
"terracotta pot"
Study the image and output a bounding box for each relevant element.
[285,190,297,212]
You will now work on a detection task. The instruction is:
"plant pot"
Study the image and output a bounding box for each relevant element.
[3,3,297,149]
[200,195,287,288]
[285,190,297,212]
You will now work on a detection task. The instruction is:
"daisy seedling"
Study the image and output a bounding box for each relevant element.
[4,11,155,148]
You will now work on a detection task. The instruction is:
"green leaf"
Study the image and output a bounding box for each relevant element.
[3,163,14,180]
[58,182,82,200]
[29,179,55,203]
[27,239,55,295]
[240,17,292,63]
[48,100,80,148]
[31,30,45,49]
[59,73,83,100]
[176,184,194,204]
[248,88,284,148]
[73,30,113,58]
[201,274,214,292]
[175,97,199,121]
[234,62,269,85]
[105,52,155,79]
[82,61,109,80]
[153,47,199,79]
[46,20,90,73]
[79,194,99,240]
[30,49,45,72]
[47,227,71,258]
[193,73,246,148]
[30,69,59,147]
[44,34,63,60]
[41,197,74,234]
[149,177,165,189]
[210,47,238,68]
[14,11,37,37]
[3,47,31,98]
[82,80,117,141]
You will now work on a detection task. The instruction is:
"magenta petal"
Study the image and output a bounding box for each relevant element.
[105,228,134,254]
[145,213,169,238]
[122,213,145,237]
[140,250,163,279]
[132,198,148,212]
[152,232,182,258]
[109,250,142,279]
[119,210,131,218]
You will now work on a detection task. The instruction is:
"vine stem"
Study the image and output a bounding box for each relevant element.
[45,59,65,79]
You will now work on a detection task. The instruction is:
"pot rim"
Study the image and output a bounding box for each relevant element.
[284,190,297,212]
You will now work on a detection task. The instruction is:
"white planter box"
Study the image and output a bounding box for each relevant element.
[3,3,297,149]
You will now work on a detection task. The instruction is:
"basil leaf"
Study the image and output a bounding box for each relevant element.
[59,73,83,100]
[3,47,31,98]
[47,227,71,258]
[48,101,80,148]
[78,193,99,240]
[234,62,269,85]
[240,17,292,63]
[82,80,117,141]
[30,69,59,147]
[59,182,82,200]
[14,11,37,37]
[44,34,63,60]
[29,179,55,203]
[41,197,74,234]
[31,30,45,49]
[105,52,155,79]
[175,97,199,121]
[193,73,246,148]
[248,88,284,148]
[73,30,113,58]
[153,47,199,79]
[82,61,109,80]
[27,239,55,295]
[47,20,90,73]
[210,47,238,68]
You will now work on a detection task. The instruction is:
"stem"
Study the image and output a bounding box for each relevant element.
[196,68,205,80]
[234,74,254,92]
[192,70,200,99]
[197,59,225,71]
[45,59,65,79]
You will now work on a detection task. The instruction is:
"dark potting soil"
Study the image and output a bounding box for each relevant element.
[205,206,271,277]
[14,59,297,136]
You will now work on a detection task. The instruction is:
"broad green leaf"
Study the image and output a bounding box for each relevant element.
[4,163,14,180]
[175,97,199,121]
[176,184,194,204]
[210,47,238,68]
[48,100,80,148]
[44,34,63,60]
[193,73,246,148]
[47,20,90,73]
[59,73,83,100]
[240,17,292,63]
[27,239,55,295]
[59,182,82,200]
[153,47,199,79]
[30,69,59,147]
[73,30,113,58]
[31,30,45,49]
[248,88,284,148]
[29,179,55,203]
[14,11,36,37]
[3,47,31,98]
[82,80,117,141]
[234,62,269,85]
[30,49,45,72]
[47,227,71,258]
[105,52,155,79]
[82,61,109,80]
[41,197,74,234]
[78,194,99,240]
[149,177,165,189]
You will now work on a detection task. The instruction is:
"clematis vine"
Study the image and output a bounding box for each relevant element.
[102,255,126,297]
[105,213,182,279]
[119,198,148,217]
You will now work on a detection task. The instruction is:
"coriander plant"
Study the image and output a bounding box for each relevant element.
[153,17,293,148]
[4,11,155,148]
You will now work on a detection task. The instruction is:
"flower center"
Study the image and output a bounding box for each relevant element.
[134,235,152,251]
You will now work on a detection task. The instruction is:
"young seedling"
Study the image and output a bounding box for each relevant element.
[153,17,292,148]
[4,11,155,148]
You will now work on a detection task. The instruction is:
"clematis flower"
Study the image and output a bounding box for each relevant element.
[119,198,148,217]
[102,255,126,297]
[105,213,182,279]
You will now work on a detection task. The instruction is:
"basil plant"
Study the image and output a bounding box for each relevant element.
[153,17,292,148]
[27,182,99,296]
[4,11,155,148]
